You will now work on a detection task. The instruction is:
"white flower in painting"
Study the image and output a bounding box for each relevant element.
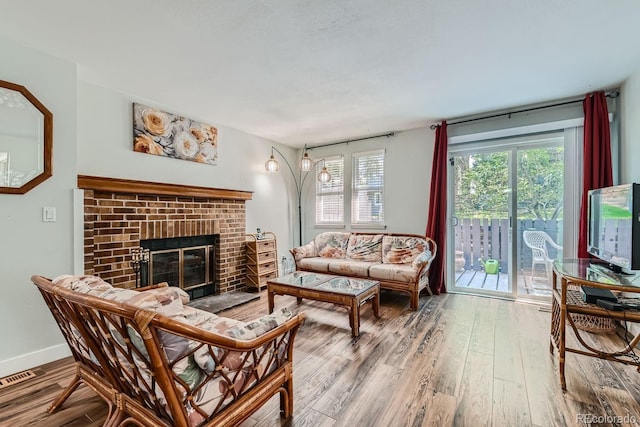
[195,142,217,164]
[173,131,200,159]
[172,116,190,134]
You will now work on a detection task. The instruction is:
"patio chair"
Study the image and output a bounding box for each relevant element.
[523,230,563,285]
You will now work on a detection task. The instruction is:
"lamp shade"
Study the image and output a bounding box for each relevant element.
[300,152,313,171]
[317,166,331,183]
[265,155,279,172]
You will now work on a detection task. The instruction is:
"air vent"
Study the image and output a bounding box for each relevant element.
[0,370,36,389]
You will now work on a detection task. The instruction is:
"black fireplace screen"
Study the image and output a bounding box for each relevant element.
[141,234,218,299]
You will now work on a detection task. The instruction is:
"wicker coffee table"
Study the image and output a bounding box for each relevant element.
[267,271,380,337]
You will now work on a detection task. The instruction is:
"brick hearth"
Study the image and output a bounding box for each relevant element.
[79,175,253,293]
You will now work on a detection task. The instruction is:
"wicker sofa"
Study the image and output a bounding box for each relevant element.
[291,232,437,310]
[31,274,304,427]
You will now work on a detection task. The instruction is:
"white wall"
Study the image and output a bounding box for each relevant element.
[620,67,640,336]
[77,82,297,261]
[621,69,640,184]
[0,35,78,376]
[299,126,435,245]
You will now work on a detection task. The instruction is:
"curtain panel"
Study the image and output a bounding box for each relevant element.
[578,91,613,258]
[426,121,448,294]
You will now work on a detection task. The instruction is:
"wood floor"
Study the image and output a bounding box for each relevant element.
[2,291,640,426]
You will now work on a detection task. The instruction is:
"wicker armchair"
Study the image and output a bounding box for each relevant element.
[31,275,304,427]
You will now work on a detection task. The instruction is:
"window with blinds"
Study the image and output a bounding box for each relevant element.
[315,156,344,225]
[352,150,385,225]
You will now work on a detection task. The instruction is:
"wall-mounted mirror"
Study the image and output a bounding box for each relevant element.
[0,79,52,194]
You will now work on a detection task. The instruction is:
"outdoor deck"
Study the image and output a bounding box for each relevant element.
[455,268,552,298]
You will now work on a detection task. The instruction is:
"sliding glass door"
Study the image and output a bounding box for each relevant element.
[515,143,564,299]
[450,149,513,296]
[449,133,564,300]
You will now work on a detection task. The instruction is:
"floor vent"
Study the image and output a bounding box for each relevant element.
[0,370,36,389]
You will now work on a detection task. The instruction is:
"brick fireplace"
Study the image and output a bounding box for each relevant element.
[79,175,253,294]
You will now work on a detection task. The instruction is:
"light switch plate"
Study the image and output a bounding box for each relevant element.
[43,206,56,222]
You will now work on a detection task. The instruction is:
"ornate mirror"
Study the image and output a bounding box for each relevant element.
[0,79,52,194]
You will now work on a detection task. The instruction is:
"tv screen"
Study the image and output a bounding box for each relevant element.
[587,183,640,272]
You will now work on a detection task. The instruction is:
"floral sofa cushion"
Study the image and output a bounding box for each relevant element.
[314,232,350,258]
[382,236,427,264]
[346,234,383,262]
[297,257,332,272]
[328,260,378,277]
[368,264,419,283]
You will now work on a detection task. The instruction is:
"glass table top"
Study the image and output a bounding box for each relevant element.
[553,259,640,288]
[269,271,379,295]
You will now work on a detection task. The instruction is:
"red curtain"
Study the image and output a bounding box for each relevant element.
[578,91,613,258]
[426,121,448,294]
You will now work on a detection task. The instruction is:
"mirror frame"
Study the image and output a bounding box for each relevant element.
[0,79,53,194]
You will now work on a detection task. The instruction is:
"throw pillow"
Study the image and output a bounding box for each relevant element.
[346,234,383,262]
[314,232,350,258]
[382,236,427,264]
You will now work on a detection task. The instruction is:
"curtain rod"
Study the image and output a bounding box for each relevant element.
[429,90,619,130]
[306,132,395,150]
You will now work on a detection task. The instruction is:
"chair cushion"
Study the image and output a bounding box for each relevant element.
[53,274,113,294]
[369,263,418,282]
[297,257,332,272]
[382,236,427,264]
[314,232,350,258]
[346,234,383,262]
[327,260,377,277]
[175,306,294,426]
[124,286,189,317]
[224,308,293,340]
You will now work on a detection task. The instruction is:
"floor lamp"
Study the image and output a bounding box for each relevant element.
[265,145,331,246]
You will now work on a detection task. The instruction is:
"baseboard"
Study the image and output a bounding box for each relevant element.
[0,344,71,378]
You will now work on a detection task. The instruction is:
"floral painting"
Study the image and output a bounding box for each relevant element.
[133,103,218,165]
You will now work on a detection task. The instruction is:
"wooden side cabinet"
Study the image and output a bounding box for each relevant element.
[245,232,278,290]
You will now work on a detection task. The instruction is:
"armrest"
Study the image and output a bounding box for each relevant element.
[290,241,317,261]
[549,240,563,251]
[412,249,436,271]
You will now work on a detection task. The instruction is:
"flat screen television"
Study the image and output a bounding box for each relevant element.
[587,183,640,273]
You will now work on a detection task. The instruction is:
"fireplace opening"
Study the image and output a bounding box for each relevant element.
[140,234,219,300]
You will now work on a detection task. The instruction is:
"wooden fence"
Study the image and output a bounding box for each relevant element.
[454,218,562,273]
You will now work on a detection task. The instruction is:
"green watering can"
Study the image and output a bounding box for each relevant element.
[478,258,500,274]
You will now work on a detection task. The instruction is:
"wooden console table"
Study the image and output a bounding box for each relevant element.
[550,259,640,390]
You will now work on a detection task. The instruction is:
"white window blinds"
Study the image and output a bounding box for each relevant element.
[315,156,344,225]
[352,150,385,225]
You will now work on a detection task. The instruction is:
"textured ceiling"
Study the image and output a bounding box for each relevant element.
[2,0,640,147]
